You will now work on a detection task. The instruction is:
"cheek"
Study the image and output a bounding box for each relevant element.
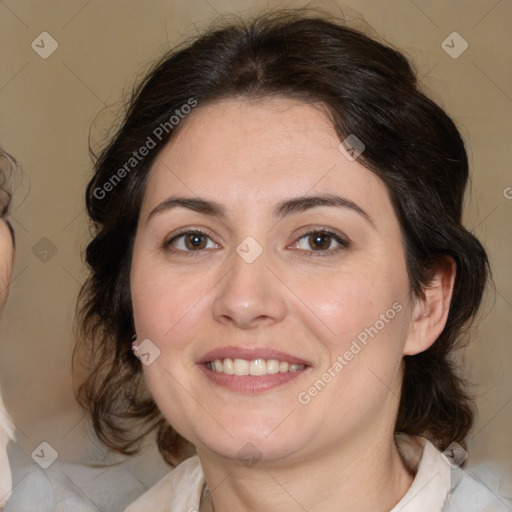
[290,258,409,345]
[130,258,210,437]
[131,256,210,342]
[291,259,411,397]
[130,253,215,395]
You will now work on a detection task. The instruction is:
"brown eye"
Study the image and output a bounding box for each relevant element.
[168,230,218,251]
[294,230,349,254]
[308,232,332,250]
[184,233,207,250]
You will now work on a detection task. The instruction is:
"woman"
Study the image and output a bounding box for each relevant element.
[75,10,511,511]
[0,148,15,511]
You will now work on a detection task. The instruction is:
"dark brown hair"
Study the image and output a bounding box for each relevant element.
[74,9,489,465]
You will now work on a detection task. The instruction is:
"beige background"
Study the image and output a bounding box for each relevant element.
[0,0,510,482]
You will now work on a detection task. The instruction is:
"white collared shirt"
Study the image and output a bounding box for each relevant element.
[125,435,512,512]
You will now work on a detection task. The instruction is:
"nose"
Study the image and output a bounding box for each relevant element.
[212,247,287,329]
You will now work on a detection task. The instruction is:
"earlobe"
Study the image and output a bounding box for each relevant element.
[404,257,457,356]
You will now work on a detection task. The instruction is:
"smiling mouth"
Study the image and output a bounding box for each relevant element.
[205,358,307,376]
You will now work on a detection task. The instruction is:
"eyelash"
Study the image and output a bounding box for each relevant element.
[163,227,351,257]
[293,227,350,257]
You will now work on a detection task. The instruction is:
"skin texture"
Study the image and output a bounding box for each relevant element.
[0,219,14,510]
[0,220,13,308]
[130,98,456,511]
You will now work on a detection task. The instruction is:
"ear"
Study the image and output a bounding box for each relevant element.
[404,257,456,356]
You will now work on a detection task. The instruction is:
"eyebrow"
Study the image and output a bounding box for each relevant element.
[147,194,374,226]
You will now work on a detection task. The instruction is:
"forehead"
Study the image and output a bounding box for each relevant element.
[142,97,396,227]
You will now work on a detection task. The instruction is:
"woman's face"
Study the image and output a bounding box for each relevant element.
[131,98,419,464]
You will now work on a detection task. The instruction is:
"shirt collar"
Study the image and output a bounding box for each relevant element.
[390,435,452,512]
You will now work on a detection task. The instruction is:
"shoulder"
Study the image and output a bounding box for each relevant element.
[444,462,512,512]
[124,455,204,512]
[393,435,512,512]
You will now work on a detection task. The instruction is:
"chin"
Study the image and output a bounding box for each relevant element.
[0,389,14,510]
[197,424,307,465]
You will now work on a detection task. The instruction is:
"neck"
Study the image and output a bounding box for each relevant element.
[197,430,414,512]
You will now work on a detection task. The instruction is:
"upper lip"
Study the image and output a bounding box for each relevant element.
[197,346,311,366]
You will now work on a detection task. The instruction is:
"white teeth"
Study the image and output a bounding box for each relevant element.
[208,358,306,376]
[223,358,234,375]
[233,358,249,376]
[266,359,280,374]
[249,359,267,376]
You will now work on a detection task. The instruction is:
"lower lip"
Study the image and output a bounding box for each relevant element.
[198,364,309,393]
